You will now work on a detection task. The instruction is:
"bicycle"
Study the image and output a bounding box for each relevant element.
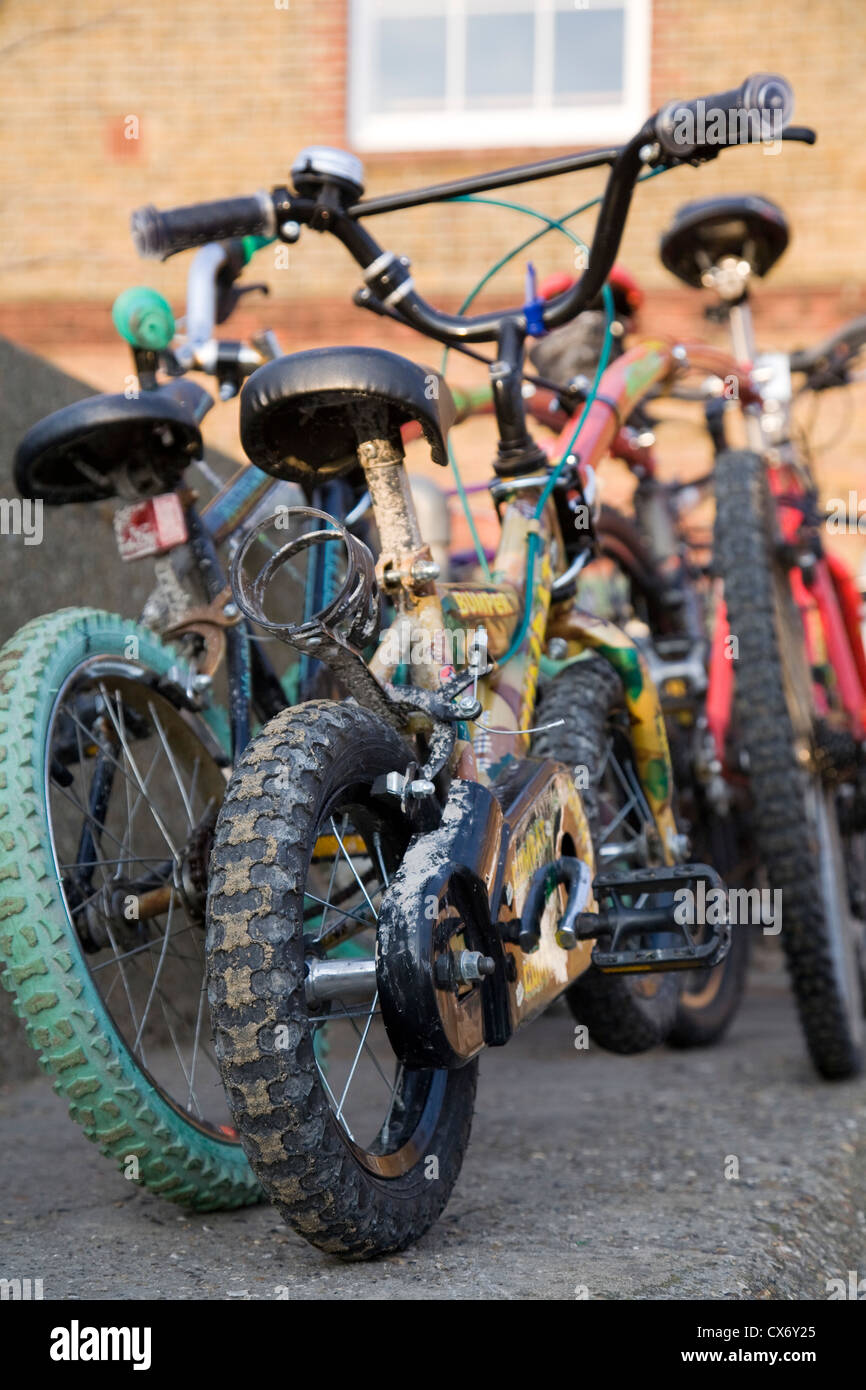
[661,192,866,1077]
[0,237,362,1209]
[130,75,809,1255]
[446,270,756,1047]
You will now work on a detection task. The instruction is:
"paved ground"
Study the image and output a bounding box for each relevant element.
[2,950,865,1301]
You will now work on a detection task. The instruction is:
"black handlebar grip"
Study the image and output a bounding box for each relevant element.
[131,193,276,260]
[654,74,794,158]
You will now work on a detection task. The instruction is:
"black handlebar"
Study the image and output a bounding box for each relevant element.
[654,73,794,157]
[790,315,866,384]
[131,74,803,350]
[131,193,276,261]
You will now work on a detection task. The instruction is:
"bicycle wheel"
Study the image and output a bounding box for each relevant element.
[533,654,679,1052]
[0,608,259,1207]
[207,700,477,1259]
[668,810,752,1047]
[714,449,865,1079]
[588,507,752,1047]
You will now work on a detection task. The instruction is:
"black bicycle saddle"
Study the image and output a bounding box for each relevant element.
[660,194,790,288]
[15,380,208,504]
[240,346,456,487]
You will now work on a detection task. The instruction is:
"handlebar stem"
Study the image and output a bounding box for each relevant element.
[185,243,228,347]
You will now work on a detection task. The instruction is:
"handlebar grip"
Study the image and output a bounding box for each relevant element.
[654,73,794,157]
[131,193,276,260]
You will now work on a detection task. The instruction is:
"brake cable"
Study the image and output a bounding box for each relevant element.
[440,165,670,645]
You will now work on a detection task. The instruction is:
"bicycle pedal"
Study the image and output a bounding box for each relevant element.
[579,863,731,974]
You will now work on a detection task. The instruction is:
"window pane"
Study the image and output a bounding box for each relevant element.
[466,13,535,106]
[554,8,625,104]
[373,17,447,111]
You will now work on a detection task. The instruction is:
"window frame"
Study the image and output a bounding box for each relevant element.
[347,0,651,152]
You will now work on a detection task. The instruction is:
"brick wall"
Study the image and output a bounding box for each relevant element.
[0,0,864,316]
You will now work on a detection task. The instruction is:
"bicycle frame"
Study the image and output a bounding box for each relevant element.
[367,336,758,864]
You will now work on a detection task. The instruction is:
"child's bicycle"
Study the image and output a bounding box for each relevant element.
[133,75,809,1255]
[661,193,866,1077]
[0,239,370,1209]
[449,273,758,1048]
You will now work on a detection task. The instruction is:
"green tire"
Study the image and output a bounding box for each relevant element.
[0,607,260,1209]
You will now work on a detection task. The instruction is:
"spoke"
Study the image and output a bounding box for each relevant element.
[118,739,166,865]
[114,697,135,883]
[66,881,111,921]
[332,998,395,1096]
[53,706,167,866]
[148,968,221,1083]
[373,829,390,888]
[330,817,378,919]
[623,758,652,824]
[51,779,140,865]
[600,792,638,845]
[313,812,347,941]
[89,925,198,971]
[187,756,202,823]
[313,1003,383,1022]
[70,712,109,878]
[97,685,179,860]
[148,701,194,827]
[134,890,176,1055]
[57,855,169,872]
[318,1062,355,1142]
[101,914,146,1069]
[305,891,374,932]
[335,991,379,1124]
[381,1063,404,1149]
[607,747,640,809]
[155,986,201,1118]
[61,699,160,824]
[49,683,225,1127]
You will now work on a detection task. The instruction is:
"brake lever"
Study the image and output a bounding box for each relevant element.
[215,281,270,326]
[782,125,817,144]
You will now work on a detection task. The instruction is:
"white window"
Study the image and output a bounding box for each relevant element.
[348,0,651,152]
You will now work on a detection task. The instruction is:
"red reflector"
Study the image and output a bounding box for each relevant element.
[113,493,188,561]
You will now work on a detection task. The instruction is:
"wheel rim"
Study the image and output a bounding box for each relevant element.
[45,660,238,1140]
[303,790,446,1178]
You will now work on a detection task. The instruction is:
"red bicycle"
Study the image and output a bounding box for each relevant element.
[661,193,866,1078]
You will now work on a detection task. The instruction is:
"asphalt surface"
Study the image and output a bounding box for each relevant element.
[2,949,865,1301]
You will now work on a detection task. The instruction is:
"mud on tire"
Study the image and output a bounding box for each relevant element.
[206,700,478,1259]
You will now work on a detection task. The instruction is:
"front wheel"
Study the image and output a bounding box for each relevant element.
[714,448,865,1079]
[0,608,259,1208]
[207,700,477,1259]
